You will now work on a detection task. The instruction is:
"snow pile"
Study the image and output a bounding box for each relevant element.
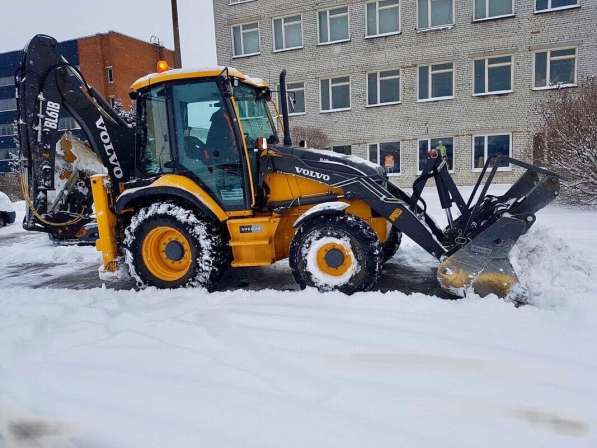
[511,225,594,310]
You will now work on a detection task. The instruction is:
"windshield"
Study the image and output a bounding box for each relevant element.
[233,83,278,148]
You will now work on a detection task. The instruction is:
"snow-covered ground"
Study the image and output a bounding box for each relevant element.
[0,187,596,448]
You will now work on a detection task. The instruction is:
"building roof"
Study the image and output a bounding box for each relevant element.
[130,66,269,92]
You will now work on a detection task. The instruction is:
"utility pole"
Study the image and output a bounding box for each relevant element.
[171,0,182,68]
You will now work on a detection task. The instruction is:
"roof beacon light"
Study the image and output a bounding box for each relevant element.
[157,60,170,73]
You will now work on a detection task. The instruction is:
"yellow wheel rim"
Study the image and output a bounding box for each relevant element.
[316,242,353,277]
[141,226,192,282]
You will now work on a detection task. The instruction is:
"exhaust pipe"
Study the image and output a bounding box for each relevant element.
[279,70,292,146]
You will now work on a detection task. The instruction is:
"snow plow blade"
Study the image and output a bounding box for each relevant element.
[437,165,561,298]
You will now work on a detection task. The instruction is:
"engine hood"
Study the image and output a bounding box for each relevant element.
[271,145,387,181]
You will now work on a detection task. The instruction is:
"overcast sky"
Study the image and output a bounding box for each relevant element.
[1,0,217,66]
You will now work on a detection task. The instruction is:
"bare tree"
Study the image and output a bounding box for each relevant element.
[537,77,597,206]
[291,126,330,149]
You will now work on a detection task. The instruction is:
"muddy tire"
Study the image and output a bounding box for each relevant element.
[289,214,382,294]
[123,203,229,290]
[382,227,402,263]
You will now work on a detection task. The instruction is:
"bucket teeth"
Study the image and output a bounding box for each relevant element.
[437,216,527,298]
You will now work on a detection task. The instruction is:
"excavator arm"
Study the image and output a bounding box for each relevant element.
[16,34,135,242]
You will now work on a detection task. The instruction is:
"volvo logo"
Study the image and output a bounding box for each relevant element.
[295,167,331,182]
[96,116,124,179]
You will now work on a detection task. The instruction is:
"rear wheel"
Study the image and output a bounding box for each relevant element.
[123,203,229,290]
[290,214,382,294]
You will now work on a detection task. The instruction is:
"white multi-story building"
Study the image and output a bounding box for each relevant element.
[213,0,596,185]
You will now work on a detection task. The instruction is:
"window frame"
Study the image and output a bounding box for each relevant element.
[366,69,401,107]
[272,14,304,53]
[534,0,579,13]
[365,0,401,38]
[317,6,351,45]
[369,141,401,176]
[228,0,257,5]
[320,76,352,113]
[532,46,578,90]
[286,81,306,116]
[106,66,114,84]
[417,62,455,102]
[417,137,455,174]
[231,21,261,58]
[471,132,513,172]
[472,55,513,96]
[473,0,515,21]
[416,0,455,31]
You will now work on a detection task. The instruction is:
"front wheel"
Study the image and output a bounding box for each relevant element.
[289,214,382,294]
[123,203,229,290]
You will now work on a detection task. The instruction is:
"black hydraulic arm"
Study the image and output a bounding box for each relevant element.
[16,35,135,209]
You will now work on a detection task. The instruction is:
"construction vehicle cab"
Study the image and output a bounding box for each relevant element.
[17,35,562,297]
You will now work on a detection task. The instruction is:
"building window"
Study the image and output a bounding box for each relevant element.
[366,0,400,37]
[417,0,453,30]
[535,0,578,13]
[473,133,512,170]
[418,63,454,101]
[318,7,350,44]
[474,55,512,95]
[286,82,306,115]
[330,145,352,155]
[0,123,15,136]
[0,76,14,88]
[273,15,303,52]
[232,22,260,57]
[369,141,401,175]
[474,0,513,20]
[418,138,454,173]
[320,76,351,112]
[534,48,577,89]
[58,117,81,131]
[0,98,17,112]
[105,66,114,84]
[368,70,400,106]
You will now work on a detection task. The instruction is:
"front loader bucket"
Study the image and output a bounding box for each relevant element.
[437,164,561,298]
[437,217,526,297]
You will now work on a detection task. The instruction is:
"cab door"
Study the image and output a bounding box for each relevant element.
[170,80,252,211]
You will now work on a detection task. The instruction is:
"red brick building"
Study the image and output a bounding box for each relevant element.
[77,31,176,108]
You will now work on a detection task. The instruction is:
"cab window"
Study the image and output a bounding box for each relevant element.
[172,81,246,210]
[233,83,278,149]
[140,85,172,176]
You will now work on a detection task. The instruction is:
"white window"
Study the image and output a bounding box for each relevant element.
[369,142,401,175]
[58,117,81,131]
[418,63,454,101]
[474,0,513,20]
[0,76,13,88]
[474,55,512,95]
[318,7,350,44]
[473,133,512,170]
[320,76,351,112]
[368,70,400,106]
[273,15,303,52]
[232,22,260,57]
[0,123,15,136]
[366,0,400,37]
[286,82,305,115]
[0,98,17,112]
[417,0,454,30]
[106,66,114,84]
[535,0,578,13]
[534,48,577,89]
[418,138,454,173]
